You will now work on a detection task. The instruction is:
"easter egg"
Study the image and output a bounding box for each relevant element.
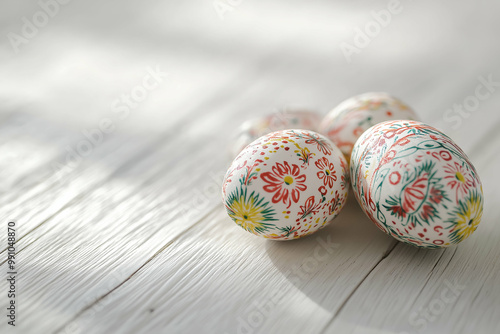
[350,120,483,248]
[222,129,349,240]
[230,110,322,157]
[319,92,419,162]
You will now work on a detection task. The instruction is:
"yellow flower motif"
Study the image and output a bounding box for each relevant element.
[451,191,483,243]
[294,146,314,165]
[226,188,276,234]
[455,171,465,183]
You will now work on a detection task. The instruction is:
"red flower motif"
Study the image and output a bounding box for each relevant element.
[297,196,321,220]
[261,161,307,208]
[328,191,343,215]
[401,174,429,213]
[318,186,327,196]
[420,204,436,221]
[315,157,337,188]
[444,162,473,202]
[428,187,444,204]
[389,205,406,218]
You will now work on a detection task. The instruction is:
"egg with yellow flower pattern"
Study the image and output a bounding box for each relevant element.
[222,129,349,240]
[350,120,483,248]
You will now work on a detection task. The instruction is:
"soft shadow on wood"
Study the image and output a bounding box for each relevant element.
[264,196,395,311]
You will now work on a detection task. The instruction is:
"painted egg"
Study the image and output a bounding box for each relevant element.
[222,129,349,240]
[230,110,322,157]
[319,92,419,162]
[350,120,483,248]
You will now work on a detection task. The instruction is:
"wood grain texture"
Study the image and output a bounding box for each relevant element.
[1,0,500,333]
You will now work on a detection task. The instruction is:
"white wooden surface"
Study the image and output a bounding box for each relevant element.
[1,0,500,333]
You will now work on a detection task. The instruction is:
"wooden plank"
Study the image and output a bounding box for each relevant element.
[0,56,311,333]
[322,129,500,334]
[58,200,395,334]
[2,1,500,333]
[46,108,500,334]
[0,135,225,333]
[0,53,264,252]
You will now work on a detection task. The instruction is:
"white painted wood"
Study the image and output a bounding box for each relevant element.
[1,0,500,333]
[324,134,500,334]
[65,202,395,334]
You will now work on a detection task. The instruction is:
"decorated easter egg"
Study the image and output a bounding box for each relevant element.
[350,120,483,248]
[230,110,322,157]
[222,129,349,240]
[319,92,418,162]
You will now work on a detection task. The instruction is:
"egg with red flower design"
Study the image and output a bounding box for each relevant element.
[319,92,419,162]
[222,129,349,240]
[230,110,322,157]
[350,120,484,248]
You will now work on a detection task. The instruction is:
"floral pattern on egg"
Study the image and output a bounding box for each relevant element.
[319,92,419,162]
[230,110,322,157]
[223,129,349,240]
[350,120,483,248]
